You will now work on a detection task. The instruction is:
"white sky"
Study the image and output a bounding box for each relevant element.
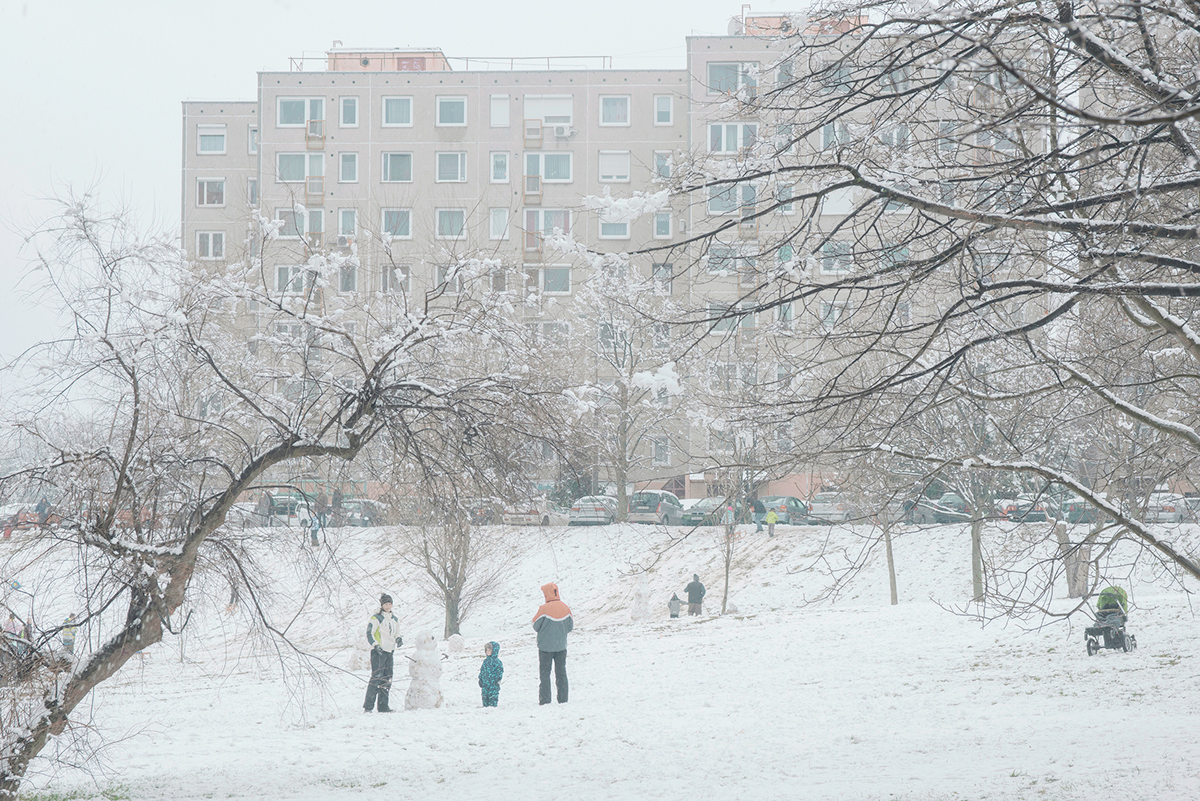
[0,0,775,364]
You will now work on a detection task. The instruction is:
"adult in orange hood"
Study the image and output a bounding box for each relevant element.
[532,582,573,705]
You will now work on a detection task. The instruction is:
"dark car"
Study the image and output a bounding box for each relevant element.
[1060,494,1103,525]
[758,495,809,525]
[681,497,744,527]
[1004,494,1059,522]
[904,493,972,524]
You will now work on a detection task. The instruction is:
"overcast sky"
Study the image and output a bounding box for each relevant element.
[0,0,770,366]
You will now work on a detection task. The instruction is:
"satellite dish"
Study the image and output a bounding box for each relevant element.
[727,17,743,35]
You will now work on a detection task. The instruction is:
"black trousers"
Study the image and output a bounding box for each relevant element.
[538,649,568,705]
[364,648,394,711]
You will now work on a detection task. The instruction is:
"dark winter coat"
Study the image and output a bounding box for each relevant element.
[685,577,706,604]
[479,642,504,690]
[532,582,574,652]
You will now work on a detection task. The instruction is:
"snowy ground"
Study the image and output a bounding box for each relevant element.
[10,519,1200,800]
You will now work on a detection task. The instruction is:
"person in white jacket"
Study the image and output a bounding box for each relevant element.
[363,593,403,713]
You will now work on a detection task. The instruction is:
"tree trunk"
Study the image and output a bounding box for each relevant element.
[884,526,898,605]
[970,516,984,602]
[443,589,461,639]
[1055,520,1090,598]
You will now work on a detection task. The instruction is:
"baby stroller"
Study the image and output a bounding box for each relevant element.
[1085,586,1137,655]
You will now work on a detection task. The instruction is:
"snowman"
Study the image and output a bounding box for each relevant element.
[404,630,444,709]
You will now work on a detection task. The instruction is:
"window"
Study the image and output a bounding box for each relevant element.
[707,183,756,216]
[524,95,573,125]
[599,95,630,125]
[382,96,412,127]
[652,262,673,293]
[654,95,673,125]
[196,179,224,206]
[490,94,510,127]
[339,264,357,292]
[436,96,467,126]
[777,301,794,328]
[707,62,757,95]
[277,153,323,183]
[341,97,358,127]
[707,303,736,333]
[276,265,310,294]
[777,244,795,268]
[822,121,849,148]
[436,152,467,182]
[526,265,571,294]
[248,126,258,154]
[598,151,631,182]
[382,152,413,182]
[381,208,411,238]
[197,125,225,154]
[491,152,509,183]
[436,264,464,293]
[820,300,847,328]
[525,152,572,185]
[339,152,358,183]
[651,321,670,349]
[277,97,323,127]
[652,437,670,466]
[489,208,509,240]
[524,209,570,250]
[939,121,958,151]
[709,122,758,154]
[247,178,258,206]
[382,263,410,293]
[436,209,466,239]
[599,220,629,239]
[880,124,910,149]
[775,184,795,214]
[653,212,672,239]
[196,231,224,259]
[821,242,852,274]
[707,245,756,275]
[776,59,794,85]
[338,208,356,237]
[653,151,671,180]
[306,208,323,237]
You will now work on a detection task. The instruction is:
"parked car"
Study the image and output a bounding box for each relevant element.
[1146,492,1186,524]
[758,495,809,525]
[462,498,500,526]
[503,499,569,526]
[1059,494,1103,525]
[569,496,618,526]
[267,493,312,527]
[342,498,389,527]
[1004,494,1059,523]
[627,490,684,525]
[681,497,745,527]
[1184,497,1200,524]
[906,492,973,524]
[807,492,858,523]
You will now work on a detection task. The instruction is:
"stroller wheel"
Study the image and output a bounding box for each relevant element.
[1122,634,1132,653]
[1131,635,1138,650]
[1086,638,1097,656]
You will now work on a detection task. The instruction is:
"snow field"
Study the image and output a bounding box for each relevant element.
[13,520,1200,800]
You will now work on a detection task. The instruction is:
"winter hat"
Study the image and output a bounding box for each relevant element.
[380,593,393,605]
[693,573,699,581]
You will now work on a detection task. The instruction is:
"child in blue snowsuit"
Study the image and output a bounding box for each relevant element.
[479,641,503,707]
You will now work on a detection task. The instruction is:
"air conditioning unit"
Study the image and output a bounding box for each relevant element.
[553,124,573,138]
[335,235,353,250]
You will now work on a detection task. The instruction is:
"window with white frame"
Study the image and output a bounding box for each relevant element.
[435,264,464,293]
[707,245,756,275]
[598,151,631,182]
[490,94,510,127]
[382,96,413,126]
[822,121,849,148]
[599,95,630,125]
[775,183,795,214]
[277,97,323,127]
[436,152,467,182]
[707,62,758,94]
[938,120,958,151]
[879,123,910,149]
[489,208,510,240]
[524,209,570,250]
[777,301,795,328]
[526,264,571,294]
[651,262,673,294]
[382,152,413,182]
[248,126,258,154]
[339,152,357,183]
[707,302,736,333]
[599,218,629,239]
[777,244,795,268]
[525,152,572,185]
[247,178,258,206]
[654,95,673,125]
[524,95,574,125]
[339,264,357,292]
[491,152,509,183]
[196,231,224,259]
[653,212,672,239]
[337,208,356,237]
[436,208,466,239]
[436,96,466,126]
[276,152,324,183]
[709,122,758,154]
[341,97,358,127]
[776,59,794,85]
[652,436,670,465]
[382,263,410,293]
[820,300,847,328]
[820,241,852,274]
[196,179,225,206]
[707,183,756,216]
[653,151,671,179]
[380,208,411,238]
[651,321,670,349]
[197,125,226,154]
[305,208,323,238]
[276,265,310,294]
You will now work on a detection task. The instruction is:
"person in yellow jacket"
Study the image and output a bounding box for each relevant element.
[765,509,779,538]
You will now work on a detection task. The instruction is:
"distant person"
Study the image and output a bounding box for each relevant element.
[35,497,51,526]
[363,593,403,713]
[255,492,272,526]
[331,488,345,527]
[750,497,766,532]
[722,504,736,538]
[685,574,706,616]
[766,508,779,538]
[2,612,21,639]
[315,492,329,528]
[668,593,682,619]
[60,613,78,654]
[532,582,573,705]
[308,515,321,546]
[478,641,504,707]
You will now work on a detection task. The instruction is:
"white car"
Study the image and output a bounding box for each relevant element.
[807,491,858,523]
[502,500,569,526]
[569,496,617,526]
[1146,493,1186,524]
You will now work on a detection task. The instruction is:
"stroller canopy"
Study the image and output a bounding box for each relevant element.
[1097,586,1129,615]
